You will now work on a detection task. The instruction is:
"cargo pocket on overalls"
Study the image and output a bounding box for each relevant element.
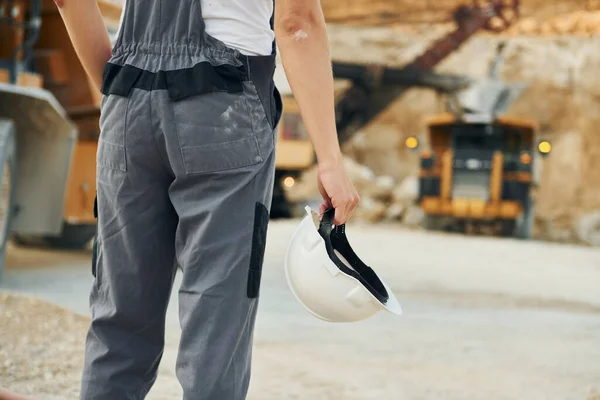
[171,89,264,175]
[247,202,270,298]
[97,94,129,185]
[95,94,129,245]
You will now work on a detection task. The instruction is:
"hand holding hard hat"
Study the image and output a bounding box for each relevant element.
[285,206,402,322]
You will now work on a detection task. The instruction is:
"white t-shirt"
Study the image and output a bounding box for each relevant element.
[115,0,275,57]
[202,0,275,56]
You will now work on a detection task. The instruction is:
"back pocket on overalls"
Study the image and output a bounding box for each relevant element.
[171,90,264,175]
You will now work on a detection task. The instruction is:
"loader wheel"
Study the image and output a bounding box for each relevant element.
[0,119,17,280]
[422,215,443,231]
[13,222,96,250]
[500,219,516,237]
[270,172,292,219]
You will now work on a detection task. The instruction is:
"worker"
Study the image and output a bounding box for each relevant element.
[55,0,360,399]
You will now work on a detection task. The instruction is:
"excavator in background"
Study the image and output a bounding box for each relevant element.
[272,0,524,217]
[332,0,522,146]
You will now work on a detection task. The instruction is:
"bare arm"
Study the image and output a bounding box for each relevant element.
[274,0,359,224]
[0,387,36,400]
[54,0,113,91]
[274,0,341,168]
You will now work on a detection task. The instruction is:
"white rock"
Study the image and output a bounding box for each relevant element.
[393,175,419,204]
[402,205,425,227]
[376,175,395,190]
[363,175,395,200]
[355,197,387,223]
[384,203,405,221]
[575,211,600,247]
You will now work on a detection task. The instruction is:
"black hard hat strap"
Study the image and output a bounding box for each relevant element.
[318,208,389,303]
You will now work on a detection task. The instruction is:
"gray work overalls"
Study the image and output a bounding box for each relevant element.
[82,0,281,398]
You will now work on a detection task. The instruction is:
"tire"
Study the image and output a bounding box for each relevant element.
[500,219,516,237]
[13,222,97,250]
[43,222,97,249]
[0,119,18,280]
[514,197,534,240]
[422,214,442,231]
[270,172,292,219]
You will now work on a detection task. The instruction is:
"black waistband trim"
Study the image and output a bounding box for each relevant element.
[100,59,250,101]
[100,53,278,104]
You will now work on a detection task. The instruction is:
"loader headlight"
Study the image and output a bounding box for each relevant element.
[283,176,296,188]
[538,140,552,155]
[520,152,532,165]
[405,136,419,150]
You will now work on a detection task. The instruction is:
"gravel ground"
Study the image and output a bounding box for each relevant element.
[0,293,87,400]
[1,220,599,400]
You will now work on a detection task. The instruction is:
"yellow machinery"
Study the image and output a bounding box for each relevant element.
[0,0,123,278]
[270,91,315,217]
[408,112,551,238]
[269,76,351,218]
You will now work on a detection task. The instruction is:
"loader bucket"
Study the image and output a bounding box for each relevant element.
[0,83,77,236]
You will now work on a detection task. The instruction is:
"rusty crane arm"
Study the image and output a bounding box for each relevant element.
[333,0,520,146]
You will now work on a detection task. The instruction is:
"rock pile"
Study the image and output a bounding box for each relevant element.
[508,11,600,36]
[284,157,423,226]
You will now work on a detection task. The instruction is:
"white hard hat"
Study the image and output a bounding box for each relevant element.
[284,206,402,322]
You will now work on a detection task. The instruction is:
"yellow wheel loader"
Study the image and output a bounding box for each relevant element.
[411,113,551,238]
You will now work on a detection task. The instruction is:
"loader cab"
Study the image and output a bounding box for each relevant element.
[408,112,551,239]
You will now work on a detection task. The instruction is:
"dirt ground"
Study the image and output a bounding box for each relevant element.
[1,221,599,400]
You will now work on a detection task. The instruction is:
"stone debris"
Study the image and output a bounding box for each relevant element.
[402,205,426,227]
[384,203,405,221]
[0,292,89,399]
[575,211,600,247]
[508,11,600,36]
[286,157,424,224]
[392,175,419,205]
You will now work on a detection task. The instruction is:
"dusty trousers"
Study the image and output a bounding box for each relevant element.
[80,0,281,398]
[82,80,278,399]
[80,0,284,395]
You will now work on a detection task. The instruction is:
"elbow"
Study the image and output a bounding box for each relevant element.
[279,14,312,37]
[275,2,322,39]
